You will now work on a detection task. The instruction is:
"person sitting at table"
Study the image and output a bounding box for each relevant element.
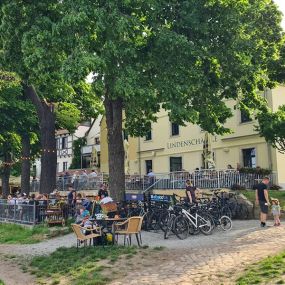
[76,205,90,224]
[100,193,113,205]
[77,205,97,235]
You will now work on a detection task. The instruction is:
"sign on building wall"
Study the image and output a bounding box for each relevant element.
[167,136,218,149]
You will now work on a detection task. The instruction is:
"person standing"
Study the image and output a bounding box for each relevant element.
[98,184,108,198]
[67,185,76,206]
[147,169,155,188]
[271,198,281,226]
[255,177,270,227]
[185,180,199,204]
[88,170,97,189]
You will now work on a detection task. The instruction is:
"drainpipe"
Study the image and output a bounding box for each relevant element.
[138,137,141,176]
[264,88,275,182]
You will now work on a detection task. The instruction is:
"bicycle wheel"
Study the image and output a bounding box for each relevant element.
[189,222,200,235]
[219,215,232,231]
[174,215,189,240]
[164,215,175,239]
[142,211,152,231]
[148,211,160,231]
[159,210,170,232]
[198,214,214,235]
[221,205,232,219]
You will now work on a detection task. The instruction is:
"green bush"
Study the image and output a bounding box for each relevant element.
[231,184,246,191]
[239,167,272,175]
[269,184,282,190]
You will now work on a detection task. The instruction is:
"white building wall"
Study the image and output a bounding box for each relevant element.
[34,124,90,177]
[86,115,102,145]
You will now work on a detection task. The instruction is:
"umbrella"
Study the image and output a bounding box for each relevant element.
[203,131,215,169]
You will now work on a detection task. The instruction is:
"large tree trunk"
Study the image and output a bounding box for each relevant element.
[21,133,31,195]
[24,84,56,194]
[2,151,11,198]
[104,97,125,202]
[39,105,56,194]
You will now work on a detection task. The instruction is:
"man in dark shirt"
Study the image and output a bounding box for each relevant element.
[98,184,108,198]
[185,180,198,204]
[255,177,270,227]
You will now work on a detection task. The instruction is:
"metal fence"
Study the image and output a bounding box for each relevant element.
[31,173,107,192]
[125,170,277,192]
[30,170,277,193]
[0,200,36,224]
[0,199,75,225]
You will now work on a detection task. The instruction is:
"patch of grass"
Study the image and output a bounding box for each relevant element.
[239,190,285,209]
[0,223,49,244]
[0,279,5,285]
[29,246,137,285]
[237,252,285,284]
[0,220,73,244]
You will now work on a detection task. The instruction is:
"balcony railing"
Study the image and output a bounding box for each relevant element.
[30,169,277,192]
[124,170,277,191]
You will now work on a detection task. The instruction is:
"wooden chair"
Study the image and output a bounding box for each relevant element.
[71,224,102,250]
[114,216,143,247]
[46,205,65,227]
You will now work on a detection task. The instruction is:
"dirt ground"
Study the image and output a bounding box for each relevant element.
[1,221,285,285]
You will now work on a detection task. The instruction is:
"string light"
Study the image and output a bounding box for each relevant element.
[0,148,57,168]
[40,149,56,153]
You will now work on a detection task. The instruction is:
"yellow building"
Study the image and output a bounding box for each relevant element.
[100,86,285,188]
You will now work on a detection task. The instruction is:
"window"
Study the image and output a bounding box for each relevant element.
[170,157,182,172]
[56,138,60,149]
[61,137,68,149]
[95,137,100,145]
[240,110,252,123]
[145,160,153,174]
[56,163,59,173]
[171,123,179,136]
[242,148,256,168]
[63,161,68,171]
[145,130,152,141]
[97,152,101,168]
[32,165,37,177]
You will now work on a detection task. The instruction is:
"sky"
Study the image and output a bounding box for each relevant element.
[274,0,285,30]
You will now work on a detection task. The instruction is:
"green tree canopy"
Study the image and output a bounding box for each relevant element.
[258,105,285,154]
[49,0,284,200]
[0,1,102,193]
[0,70,38,196]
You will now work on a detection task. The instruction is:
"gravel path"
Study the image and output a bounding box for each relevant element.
[112,221,285,285]
[0,233,75,257]
[0,220,258,257]
[0,220,281,285]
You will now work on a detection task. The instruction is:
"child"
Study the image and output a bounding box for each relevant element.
[271,198,281,226]
[76,205,90,225]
